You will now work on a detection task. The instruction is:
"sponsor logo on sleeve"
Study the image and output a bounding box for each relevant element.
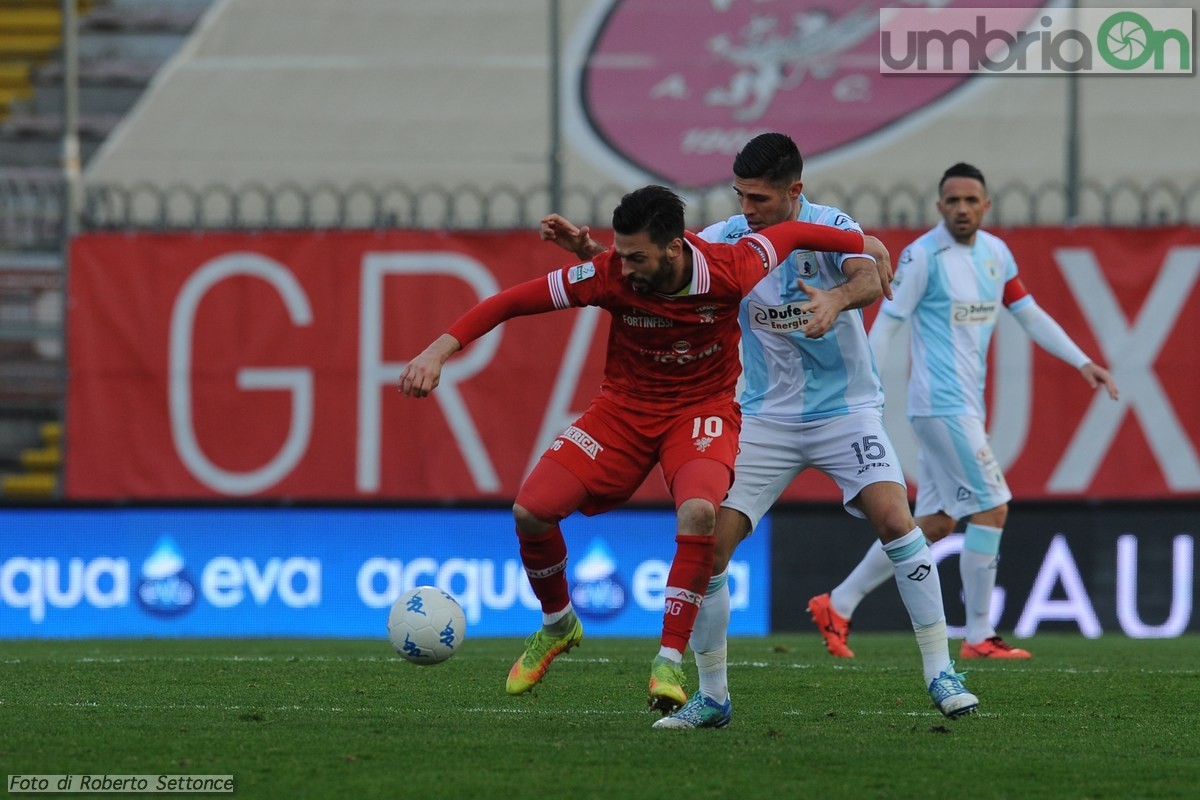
[568,263,596,284]
[744,239,771,270]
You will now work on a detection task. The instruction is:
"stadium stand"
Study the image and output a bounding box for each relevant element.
[0,0,68,125]
[1,0,208,167]
[0,0,211,498]
[0,419,58,498]
[0,249,63,498]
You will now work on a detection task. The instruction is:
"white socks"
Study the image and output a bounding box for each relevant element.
[961,523,1003,644]
[689,569,731,702]
[914,620,952,683]
[882,528,945,627]
[884,528,951,683]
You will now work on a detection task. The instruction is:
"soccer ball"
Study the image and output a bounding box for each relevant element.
[387,586,466,665]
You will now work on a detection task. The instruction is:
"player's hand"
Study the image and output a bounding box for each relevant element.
[862,235,893,300]
[796,280,840,339]
[540,214,595,259]
[1081,362,1119,401]
[398,334,461,398]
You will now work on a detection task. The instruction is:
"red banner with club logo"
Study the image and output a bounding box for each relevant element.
[66,227,1200,501]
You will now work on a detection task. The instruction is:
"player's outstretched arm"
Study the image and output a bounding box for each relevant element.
[1080,362,1120,400]
[399,334,461,398]
[398,275,564,398]
[540,213,607,260]
[756,220,867,262]
[1009,298,1118,400]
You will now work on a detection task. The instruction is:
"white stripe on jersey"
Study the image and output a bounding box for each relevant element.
[547,271,570,309]
[744,232,779,269]
[688,241,711,294]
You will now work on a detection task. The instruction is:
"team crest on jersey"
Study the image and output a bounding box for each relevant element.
[796,251,818,278]
[696,304,718,323]
[567,263,596,284]
[983,259,1000,280]
[572,1,1050,187]
[693,436,714,452]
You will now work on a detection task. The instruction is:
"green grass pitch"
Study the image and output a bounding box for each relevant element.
[3,634,1198,799]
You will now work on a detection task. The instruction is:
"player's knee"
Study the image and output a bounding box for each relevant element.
[676,497,717,535]
[870,502,917,541]
[920,515,956,541]
[973,504,1008,529]
[512,503,554,537]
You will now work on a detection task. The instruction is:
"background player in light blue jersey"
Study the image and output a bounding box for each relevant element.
[810,163,1120,662]
[541,134,980,728]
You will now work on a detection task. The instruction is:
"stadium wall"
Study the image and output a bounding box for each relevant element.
[1,503,1195,638]
[771,503,1199,638]
[0,506,770,639]
[63,226,1200,502]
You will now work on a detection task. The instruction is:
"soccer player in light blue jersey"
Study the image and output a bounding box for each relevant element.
[809,163,1119,662]
[541,134,980,728]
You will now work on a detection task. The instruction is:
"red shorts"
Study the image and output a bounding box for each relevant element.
[536,392,741,516]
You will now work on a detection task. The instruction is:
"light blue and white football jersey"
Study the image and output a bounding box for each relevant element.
[698,197,884,422]
[880,221,1029,419]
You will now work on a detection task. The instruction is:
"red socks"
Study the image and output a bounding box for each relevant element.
[660,534,715,652]
[517,527,571,614]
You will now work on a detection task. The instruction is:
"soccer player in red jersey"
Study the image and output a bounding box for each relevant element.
[400,185,889,713]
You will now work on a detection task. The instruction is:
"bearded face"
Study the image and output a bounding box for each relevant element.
[614,231,679,295]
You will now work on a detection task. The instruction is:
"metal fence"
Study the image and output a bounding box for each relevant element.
[1,171,68,253]
[3,171,1200,252]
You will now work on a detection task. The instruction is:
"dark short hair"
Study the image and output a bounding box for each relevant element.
[939,162,987,193]
[612,185,686,248]
[733,133,803,187]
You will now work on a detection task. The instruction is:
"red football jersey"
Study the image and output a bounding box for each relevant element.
[445,221,864,413]
[546,228,822,411]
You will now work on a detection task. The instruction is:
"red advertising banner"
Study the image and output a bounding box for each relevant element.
[66,227,1200,501]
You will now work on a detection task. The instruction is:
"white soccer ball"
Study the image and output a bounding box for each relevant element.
[387,586,466,665]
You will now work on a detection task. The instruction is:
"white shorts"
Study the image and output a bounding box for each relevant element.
[723,409,907,530]
[911,415,1012,520]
